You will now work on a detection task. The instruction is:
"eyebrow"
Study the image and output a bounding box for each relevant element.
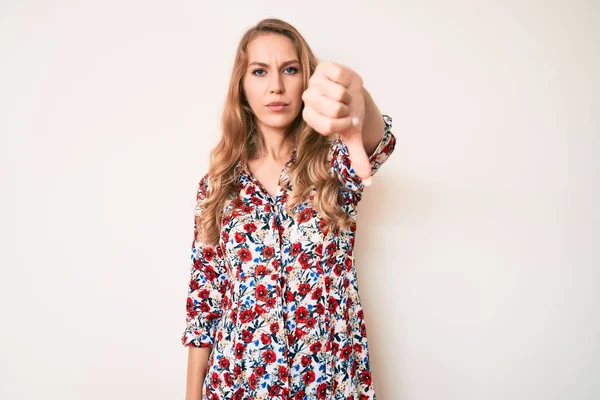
[248,60,300,68]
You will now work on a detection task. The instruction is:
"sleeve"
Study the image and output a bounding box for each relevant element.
[330,114,396,206]
[181,174,228,348]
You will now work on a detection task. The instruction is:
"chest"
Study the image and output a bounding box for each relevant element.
[246,158,289,199]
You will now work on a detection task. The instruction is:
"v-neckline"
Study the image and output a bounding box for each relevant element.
[242,149,297,204]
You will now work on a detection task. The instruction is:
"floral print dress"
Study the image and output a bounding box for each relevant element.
[182,114,396,400]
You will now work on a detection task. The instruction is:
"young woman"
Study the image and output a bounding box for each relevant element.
[182,18,396,400]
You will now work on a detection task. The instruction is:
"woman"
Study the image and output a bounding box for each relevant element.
[182,18,396,400]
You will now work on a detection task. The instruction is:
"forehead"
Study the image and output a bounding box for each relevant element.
[246,33,297,63]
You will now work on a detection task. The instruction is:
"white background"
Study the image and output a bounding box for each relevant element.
[1,1,598,399]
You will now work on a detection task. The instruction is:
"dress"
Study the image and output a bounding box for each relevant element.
[182,114,396,400]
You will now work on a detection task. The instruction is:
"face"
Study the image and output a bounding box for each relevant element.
[242,33,304,136]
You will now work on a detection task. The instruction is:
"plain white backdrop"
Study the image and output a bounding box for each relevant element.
[1,1,598,399]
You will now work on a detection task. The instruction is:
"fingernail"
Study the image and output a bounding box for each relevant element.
[352,117,359,127]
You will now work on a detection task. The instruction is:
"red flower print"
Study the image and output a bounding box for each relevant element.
[202,247,215,262]
[301,355,311,367]
[235,342,245,359]
[260,333,271,345]
[255,365,265,377]
[233,387,245,400]
[298,208,314,224]
[295,306,308,323]
[278,366,288,380]
[268,384,281,396]
[310,341,322,353]
[360,370,372,385]
[249,374,258,390]
[233,364,242,376]
[326,242,336,254]
[199,302,210,313]
[211,372,220,388]
[333,264,343,276]
[328,297,339,313]
[270,322,279,334]
[203,265,217,281]
[240,309,254,323]
[312,287,322,300]
[303,370,315,385]
[285,290,294,302]
[290,242,301,256]
[298,283,311,296]
[185,297,194,312]
[244,223,257,233]
[189,279,199,291]
[255,284,268,301]
[241,329,253,343]
[255,264,268,278]
[315,303,325,315]
[263,246,274,258]
[339,345,352,360]
[298,252,312,268]
[250,197,263,205]
[344,256,352,270]
[317,383,328,399]
[315,242,323,256]
[325,255,336,267]
[234,232,246,243]
[237,248,252,262]
[219,357,229,369]
[224,371,234,386]
[262,349,276,364]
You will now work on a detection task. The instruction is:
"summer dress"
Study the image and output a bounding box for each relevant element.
[182,114,396,399]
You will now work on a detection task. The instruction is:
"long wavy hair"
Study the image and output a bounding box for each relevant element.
[197,18,355,247]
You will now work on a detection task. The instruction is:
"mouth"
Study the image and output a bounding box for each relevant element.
[266,103,289,112]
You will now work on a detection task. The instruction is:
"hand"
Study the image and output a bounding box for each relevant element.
[301,61,365,139]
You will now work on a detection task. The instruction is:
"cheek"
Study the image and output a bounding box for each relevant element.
[243,79,264,107]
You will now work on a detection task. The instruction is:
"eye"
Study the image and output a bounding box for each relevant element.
[252,68,266,76]
[284,66,298,74]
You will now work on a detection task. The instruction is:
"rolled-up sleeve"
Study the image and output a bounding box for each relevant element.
[330,114,397,205]
[181,175,228,348]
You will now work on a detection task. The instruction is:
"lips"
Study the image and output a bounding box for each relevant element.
[266,102,288,112]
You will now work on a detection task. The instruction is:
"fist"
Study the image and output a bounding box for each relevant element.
[301,61,365,138]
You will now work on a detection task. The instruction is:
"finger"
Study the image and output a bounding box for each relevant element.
[319,61,353,88]
[308,76,353,105]
[302,106,353,135]
[301,88,351,119]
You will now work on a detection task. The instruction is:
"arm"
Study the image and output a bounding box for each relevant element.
[186,347,211,400]
[339,86,385,162]
[359,87,386,157]
[181,174,228,398]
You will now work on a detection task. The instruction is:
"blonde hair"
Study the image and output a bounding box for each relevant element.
[197,18,356,246]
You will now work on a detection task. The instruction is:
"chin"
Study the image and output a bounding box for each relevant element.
[260,114,296,129]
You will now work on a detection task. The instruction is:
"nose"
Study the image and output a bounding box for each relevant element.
[269,73,284,94]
